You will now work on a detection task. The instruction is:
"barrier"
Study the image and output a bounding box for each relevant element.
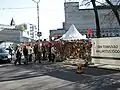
[76,63,84,74]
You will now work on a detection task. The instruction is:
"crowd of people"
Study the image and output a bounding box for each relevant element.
[14,39,56,65]
[11,39,92,65]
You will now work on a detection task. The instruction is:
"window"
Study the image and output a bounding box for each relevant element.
[116,34,119,36]
[110,33,112,36]
[27,31,29,35]
[106,33,108,37]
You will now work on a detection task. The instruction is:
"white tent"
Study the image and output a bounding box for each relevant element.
[60,24,86,40]
[82,34,87,39]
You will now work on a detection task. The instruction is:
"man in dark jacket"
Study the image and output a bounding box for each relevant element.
[23,46,28,65]
[33,43,38,63]
[14,47,22,65]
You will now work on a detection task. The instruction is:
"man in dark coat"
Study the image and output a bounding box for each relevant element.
[14,47,22,65]
[33,44,38,63]
[23,46,28,65]
[48,42,52,62]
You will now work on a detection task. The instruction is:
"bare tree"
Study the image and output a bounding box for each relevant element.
[105,0,120,25]
[91,0,101,38]
[80,0,120,38]
[81,0,101,38]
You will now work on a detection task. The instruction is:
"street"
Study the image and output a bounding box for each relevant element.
[0,62,120,90]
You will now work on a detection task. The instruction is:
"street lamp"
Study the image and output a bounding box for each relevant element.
[32,0,42,37]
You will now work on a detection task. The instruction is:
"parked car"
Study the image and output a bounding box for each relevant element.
[5,48,14,55]
[0,48,11,63]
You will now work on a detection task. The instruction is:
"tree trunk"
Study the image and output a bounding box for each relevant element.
[91,0,101,38]
[105,0,120,26]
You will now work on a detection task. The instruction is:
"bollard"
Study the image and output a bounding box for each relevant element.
[76,63,84,74]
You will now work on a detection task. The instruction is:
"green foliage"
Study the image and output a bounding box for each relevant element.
[15,25,26,31]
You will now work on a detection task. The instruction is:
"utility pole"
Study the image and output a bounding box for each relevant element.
[32,0,42,38]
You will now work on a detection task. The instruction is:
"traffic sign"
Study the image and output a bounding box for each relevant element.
[37,32,42,37]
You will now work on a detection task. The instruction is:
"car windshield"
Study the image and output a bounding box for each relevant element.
[0,49,7,53]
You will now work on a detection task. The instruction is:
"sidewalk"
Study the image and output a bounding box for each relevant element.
[89,64,120,71]
[62,59,120,71]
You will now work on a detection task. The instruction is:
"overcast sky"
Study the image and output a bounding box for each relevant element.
[0,0,65,39]
[0,0,116,39]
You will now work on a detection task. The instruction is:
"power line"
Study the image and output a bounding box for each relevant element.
[0,7,36,10]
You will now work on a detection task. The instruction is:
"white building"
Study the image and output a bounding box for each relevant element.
[0,23,38,43]
[17,23,38,41]
[0,17,38,42]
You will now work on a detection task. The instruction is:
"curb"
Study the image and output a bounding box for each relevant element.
[97,67,120,71]
[88,65,120,71]
[63,63,120,71]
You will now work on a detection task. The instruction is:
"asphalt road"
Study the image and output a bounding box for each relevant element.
[0,62,120,90]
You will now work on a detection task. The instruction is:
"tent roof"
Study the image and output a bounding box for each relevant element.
[60,24,86,40]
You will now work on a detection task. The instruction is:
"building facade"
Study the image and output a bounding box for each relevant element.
[50,2,120,39]
[0,29,22,43]
[0,24,15,31]
[0,23,38,43]
[49,28,67,40]
[64,2,120,37]
[16,23,38,41]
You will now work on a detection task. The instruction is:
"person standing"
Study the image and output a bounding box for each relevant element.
[14,45,22,65]
[42,39,47,60]
[28,46,33,62]
[23,46,28,65]
[48,42,52,62]
[51,46,56,62]
[33,43,38,63]
[8,44,13,61]
[37,40,42,63]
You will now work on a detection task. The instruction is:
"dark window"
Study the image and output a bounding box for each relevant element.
[116,34,119,36]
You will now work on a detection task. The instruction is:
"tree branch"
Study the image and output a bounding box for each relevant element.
[101,10,113,24]
[91,0,101,38]
[105,0,120,26]
[95,1,107,6]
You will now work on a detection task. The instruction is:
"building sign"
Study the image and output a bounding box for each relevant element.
[91,37,120,58]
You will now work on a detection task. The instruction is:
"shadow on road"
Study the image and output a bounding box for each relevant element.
[45,67,119,83]
[83,67,119,76]
[45,67,120,90]
[0,62,120,90]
